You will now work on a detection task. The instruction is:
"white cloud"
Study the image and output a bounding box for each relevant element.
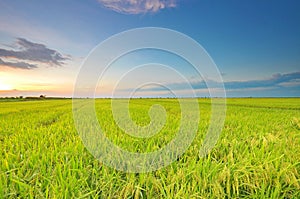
[278,79,300,87]
[98,0,177,14]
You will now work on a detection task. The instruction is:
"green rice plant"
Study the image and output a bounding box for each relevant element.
[0,98,299,198]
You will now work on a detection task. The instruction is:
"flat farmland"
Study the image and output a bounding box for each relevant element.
[0,98,299,198]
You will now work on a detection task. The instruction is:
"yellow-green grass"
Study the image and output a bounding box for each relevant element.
[0,98,299,198]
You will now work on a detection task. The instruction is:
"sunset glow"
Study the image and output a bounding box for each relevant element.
[0,82,12,91]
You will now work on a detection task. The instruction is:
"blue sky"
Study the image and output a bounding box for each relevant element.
[0,0,299,97]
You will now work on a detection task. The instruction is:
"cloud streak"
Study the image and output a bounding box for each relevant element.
[0,38,69,69]
[0,58,37,70]
[119,71,300,93]
[224,72,300,89]
[98,0,177,14]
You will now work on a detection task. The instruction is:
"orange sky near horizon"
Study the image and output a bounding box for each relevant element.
[0,64,78,97]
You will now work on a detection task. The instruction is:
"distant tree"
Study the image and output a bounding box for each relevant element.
[40,95,46,98]
[19,96,23,99]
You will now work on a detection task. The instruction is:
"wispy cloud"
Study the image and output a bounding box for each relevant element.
[118,71,300,93]
[224,72,300,89]
[0,58,37,70]
[0,38,70,69]
[98,0,177,14]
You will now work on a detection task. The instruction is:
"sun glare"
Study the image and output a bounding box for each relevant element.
[0,82,12,91]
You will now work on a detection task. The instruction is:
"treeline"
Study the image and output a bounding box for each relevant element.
[0,95,70,101]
